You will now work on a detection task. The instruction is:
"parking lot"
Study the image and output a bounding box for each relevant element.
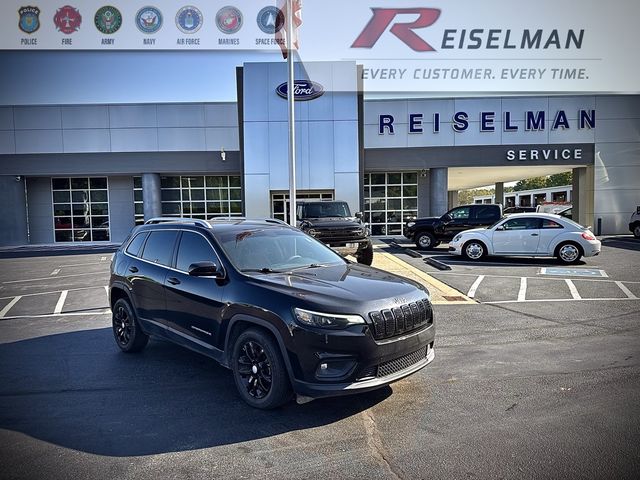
[1,239,639,479]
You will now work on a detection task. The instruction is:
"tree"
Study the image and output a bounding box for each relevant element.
[513,176,548,191]
[547,172,572,187]
[458,188,494,205]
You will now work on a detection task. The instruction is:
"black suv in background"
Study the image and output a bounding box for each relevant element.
[297,200,374,265]
[404,204,503,249]
[109,218,435,409]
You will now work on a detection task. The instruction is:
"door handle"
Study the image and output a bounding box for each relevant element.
[530,233,539,236]
[128,266,139,273]
[167,277,181,285]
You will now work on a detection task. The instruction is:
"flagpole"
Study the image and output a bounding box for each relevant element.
[286,0,297,226]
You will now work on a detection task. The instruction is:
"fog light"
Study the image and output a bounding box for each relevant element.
[315,359,356,379]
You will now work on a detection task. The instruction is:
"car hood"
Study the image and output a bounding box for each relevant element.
[458,228,488,236]
[413,216,438,225]
[301,217,361,228]
[245,263,428,309]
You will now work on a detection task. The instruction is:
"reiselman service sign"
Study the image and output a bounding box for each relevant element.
[2,0,638,94]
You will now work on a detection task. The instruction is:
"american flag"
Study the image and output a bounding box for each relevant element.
[276,0,302,59]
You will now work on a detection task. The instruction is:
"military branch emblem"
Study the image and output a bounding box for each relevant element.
[136,6,162,34]
[256,6,283,35]
[216,6,242,34]
[53,5,82,34]
[95,6,122,34]
[18,6,40,34]
[176,6,202,34]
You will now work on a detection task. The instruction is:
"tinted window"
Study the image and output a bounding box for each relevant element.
[141,231,178,266]
[125,232,148,257]
[542,219,563,229]
[449,207,470,220]
[503,218,540,230]
[474,206,498,220]
[176,232,216,272]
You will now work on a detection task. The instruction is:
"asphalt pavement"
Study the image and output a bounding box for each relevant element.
[0,241,639,479]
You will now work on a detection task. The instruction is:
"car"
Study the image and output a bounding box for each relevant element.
[404,204,503,250]
[296,200,373,265]
[503,206,537,214]
[109,217,435,409]
[629,207,640,239]
[448,213,601,264]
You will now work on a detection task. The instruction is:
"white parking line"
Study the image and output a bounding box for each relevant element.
[50,269,60,276]
[0,310,111,320]
[57,262,107,268]
[101,256,107,261]
[517,277,527,302]
[0,285,108,301]
[565,279,581,300]
[53,290,68,315]
[467,275,485,299]
[615,281,638,299]
[486,297,640,304]
[0,296,22,318]
[2,272,106,284]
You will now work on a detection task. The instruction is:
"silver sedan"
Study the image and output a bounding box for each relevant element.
[448,213,601,264]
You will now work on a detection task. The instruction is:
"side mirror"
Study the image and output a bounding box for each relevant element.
[188,261,224,278]
[496,225,505,231]
[355,211,363,219]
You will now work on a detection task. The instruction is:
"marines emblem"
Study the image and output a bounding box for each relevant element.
[256,6,283,35]
[18,6,40,34]
[136,6,162,34]
[216,6,242,34]
[176,6,202,34]
[53,5,82,34]
[95,6,122,34]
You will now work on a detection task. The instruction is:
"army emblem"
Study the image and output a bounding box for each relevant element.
[216,6,242,34]
[176,6,202,34]
[18,6,41,34]
[256,6,283,35]
[95,6,122,34]
[53,5,82,34]
[136,6,162,34]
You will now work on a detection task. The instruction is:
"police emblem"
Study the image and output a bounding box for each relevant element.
[94,6,122,34]
[18,6,40,34]
[176,6,202,34]
[136,6,162,34]
[216,6,242,34]
[53,5,82,34]
[256,6,283,35]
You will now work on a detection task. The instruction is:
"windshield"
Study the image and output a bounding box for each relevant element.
[214,227,345,272]
[302,202,351,218]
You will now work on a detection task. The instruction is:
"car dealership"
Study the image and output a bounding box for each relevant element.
[0,0,638,246]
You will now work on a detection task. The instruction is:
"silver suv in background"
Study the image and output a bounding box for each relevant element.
[630,207,640,238]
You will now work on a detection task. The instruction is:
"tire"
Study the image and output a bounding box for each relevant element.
[633,224,640,239]
[356,242,374,266]
[231,328,292,409]
[462,240,486,261]
[415,231,437,250]
[112,298,148,353]
[556,242,583,265]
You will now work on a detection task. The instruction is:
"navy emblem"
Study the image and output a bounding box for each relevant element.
[216,6,242,34]
[276,81,325,101]
[95,6,122,34]
[136,6,162,34]
[256,6,283,35]
[18,6,40,34]
[176,6,202,34]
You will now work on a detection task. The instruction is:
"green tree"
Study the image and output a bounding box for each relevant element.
[458,188,494,205]
[547,172,572,187]
[513,176,547,191]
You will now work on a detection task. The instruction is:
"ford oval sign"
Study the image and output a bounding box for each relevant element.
[276,80,325,101]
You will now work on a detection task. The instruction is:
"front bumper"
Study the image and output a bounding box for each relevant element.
[448,240,463,255]
[326,239,370,256]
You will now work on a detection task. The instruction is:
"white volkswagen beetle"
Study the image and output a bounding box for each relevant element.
[448,213,601,264]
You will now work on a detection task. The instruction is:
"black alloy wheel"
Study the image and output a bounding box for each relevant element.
[112,298,148,353]
[232,329,291,409]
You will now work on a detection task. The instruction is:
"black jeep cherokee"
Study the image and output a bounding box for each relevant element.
[297,200,374,265]
[109,218,435,409]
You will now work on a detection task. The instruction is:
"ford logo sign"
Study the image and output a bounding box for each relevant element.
[276,80,325,101]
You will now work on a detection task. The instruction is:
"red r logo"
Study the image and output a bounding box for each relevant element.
[351,8,441,51]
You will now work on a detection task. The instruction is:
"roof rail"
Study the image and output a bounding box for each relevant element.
[207,217,290,226]
[144,217,210,228]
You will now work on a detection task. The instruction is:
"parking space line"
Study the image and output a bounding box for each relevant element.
[104,286,109,295]
[2,272,106,284]
[565,279,581,300]
[50,269,60,276]
[486,297,640,304]
[467,275,485,299]
[101,256,107,261]
[58,262,107,268]
[0,285,109,301]
[1,310,111,320]
[517,278,527,302]
[615,281,638,299]
[433,272,640,284]
[53,290,68,315]
[0,296,22,318]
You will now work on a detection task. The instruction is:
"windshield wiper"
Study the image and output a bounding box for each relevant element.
[240,267,284,274]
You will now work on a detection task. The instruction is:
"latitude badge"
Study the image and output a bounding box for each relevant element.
[18,6,40,34]
[176,6,202,34]
[53,5,82,34]
[256,6,283,35]
[95,6,122,34]
[216,6,242,34]
[136,6,163,34]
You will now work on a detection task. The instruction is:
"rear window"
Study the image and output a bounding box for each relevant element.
[141,231,178,266]
[474,205,499,220]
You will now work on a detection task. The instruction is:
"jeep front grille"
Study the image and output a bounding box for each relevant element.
[368,299,432,340]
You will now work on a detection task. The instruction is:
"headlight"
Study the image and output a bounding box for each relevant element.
[294,308,365,329]
[407,222,416,228]
[453,234,462,242]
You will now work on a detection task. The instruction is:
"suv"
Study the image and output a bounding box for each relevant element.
[109,218,435,409]
[297,200,374,265]
[630,207,640,238]
[404,204,503,250]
